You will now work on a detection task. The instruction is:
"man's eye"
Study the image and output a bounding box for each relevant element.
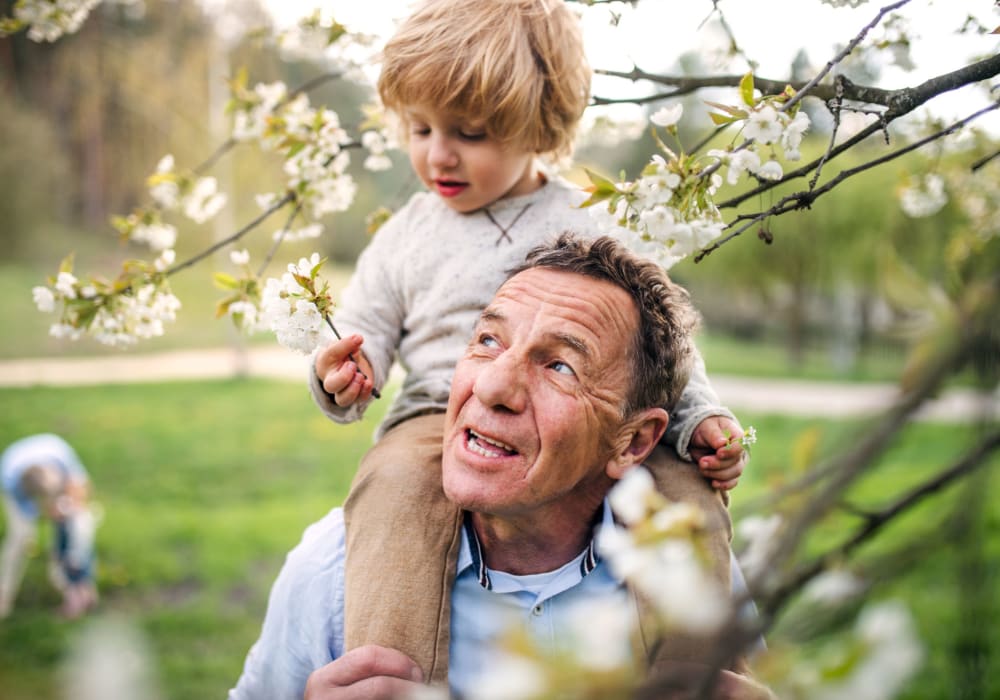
[479,334,500,348]
[549,360,575,376]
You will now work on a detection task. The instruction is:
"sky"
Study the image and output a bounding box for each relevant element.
[261,0,1000,131]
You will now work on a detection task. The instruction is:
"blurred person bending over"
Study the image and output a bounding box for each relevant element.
[0,433,99,619]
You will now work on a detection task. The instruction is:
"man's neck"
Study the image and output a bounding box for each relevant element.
[469,496,605,576]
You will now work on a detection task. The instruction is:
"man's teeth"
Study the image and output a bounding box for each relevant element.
[467,430,516,457]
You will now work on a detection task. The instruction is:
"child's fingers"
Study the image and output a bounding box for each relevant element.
[316,335,364,376]
[712,477,740,491]
[324,361,361,402]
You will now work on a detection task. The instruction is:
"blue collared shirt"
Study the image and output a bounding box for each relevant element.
[228,503,752,700]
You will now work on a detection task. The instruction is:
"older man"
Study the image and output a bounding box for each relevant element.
[230,234,765,699]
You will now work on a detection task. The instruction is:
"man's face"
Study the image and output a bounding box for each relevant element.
[442,268,639,519]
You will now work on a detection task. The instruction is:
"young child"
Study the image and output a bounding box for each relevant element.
[0,433,99,619]
[309,0,746,682]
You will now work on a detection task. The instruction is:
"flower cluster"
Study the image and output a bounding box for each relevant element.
[1,0,101,42]
[229,78,362,221]
[584,107,727,269]
[33,255,181,347]
[111,154,227,255]
[777,600,923,700]
[599,467,728,632]
[258,253,334,354]
[582,74,810,269]
[212,250,262,333]
[706,73,812,183]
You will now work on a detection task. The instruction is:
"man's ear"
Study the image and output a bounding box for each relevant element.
[606,407,669,480]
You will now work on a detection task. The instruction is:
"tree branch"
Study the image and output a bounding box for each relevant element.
[764,427,1000,617]
[695,100,1000,261]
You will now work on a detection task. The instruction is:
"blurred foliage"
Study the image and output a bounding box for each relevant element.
[0,380,994,699]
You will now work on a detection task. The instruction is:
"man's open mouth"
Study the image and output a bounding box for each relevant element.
[466,429,518,458]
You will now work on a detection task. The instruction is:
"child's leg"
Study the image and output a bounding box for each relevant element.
[642,443,732,587]
[631,443,735,670]
[0,494,37,617]
[342,412,461,685]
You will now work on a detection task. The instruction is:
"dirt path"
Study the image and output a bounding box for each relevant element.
[0,346,995,423]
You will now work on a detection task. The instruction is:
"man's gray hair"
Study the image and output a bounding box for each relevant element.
[510,232,700,416]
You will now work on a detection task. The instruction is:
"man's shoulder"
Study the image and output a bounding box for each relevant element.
[287,507,346,570]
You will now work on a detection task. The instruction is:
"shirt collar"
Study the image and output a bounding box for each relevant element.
[456,500,611,591]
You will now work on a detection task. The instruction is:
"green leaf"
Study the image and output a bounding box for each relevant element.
[365,206,393,235]
[739,71,756,107]
[215,296,236,319]
[577,189,614,209]
[709,111,738,126]
[213,272,240,290]
[584,168,618,195]
[704,101,747,118]
[59,253,76,275]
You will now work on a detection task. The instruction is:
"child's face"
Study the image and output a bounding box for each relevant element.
[405,106,541,214]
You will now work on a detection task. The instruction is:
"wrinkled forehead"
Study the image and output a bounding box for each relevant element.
[489,268,638,356]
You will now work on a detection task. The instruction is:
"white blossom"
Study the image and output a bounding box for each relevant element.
[132,222,177,252]
[736,513,783,582]
[55,271,78,299]
[757,159,784,181]
[155,154,175,173]
[781,111,811,152]
[273,223,324,242]
[260,275,325,355]
[149,180,180,210]
[183,177,227,224]
[32,286,56,313]
[806,601,923,700]
[255,193,280,211]
[229,249,251,266]
[153,249,175,272]
[744,104,783,145]
[650,104,683,128]
[609,467,657,526]
[466,654,547,700]
[364,153,393,171]
[564,597,634,670]
[802,569,865,606]
[731,149,762,182]
[899,173,947,218]
[14,0,102,42]
[226,300,261,332]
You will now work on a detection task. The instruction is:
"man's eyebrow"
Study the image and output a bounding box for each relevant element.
[549,331,591,360]
[479,308,505,324]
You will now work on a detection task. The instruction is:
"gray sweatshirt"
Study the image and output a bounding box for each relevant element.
[309,178,734,459]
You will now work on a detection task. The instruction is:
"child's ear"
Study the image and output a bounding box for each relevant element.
[606,407,669,480]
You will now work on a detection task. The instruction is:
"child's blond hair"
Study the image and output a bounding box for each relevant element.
[378,0,591,159]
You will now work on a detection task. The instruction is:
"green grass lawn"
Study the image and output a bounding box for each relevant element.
[0,380,996,699]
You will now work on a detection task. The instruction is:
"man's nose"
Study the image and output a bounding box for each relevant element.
[428,133,458,169]
[472,352,527,414]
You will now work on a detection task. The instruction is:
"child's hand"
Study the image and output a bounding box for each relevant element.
[315,335,376,407]
[689,416,747,491]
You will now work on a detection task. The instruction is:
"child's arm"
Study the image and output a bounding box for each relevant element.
[664,351,746,490]
[307,209,409,423]
[315,335,377,408]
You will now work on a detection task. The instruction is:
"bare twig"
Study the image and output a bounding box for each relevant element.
[165,193,294,277]
[764,427,1000,617]
[971,149,1000,172]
